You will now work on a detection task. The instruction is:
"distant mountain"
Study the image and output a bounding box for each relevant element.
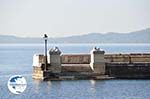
[0,28,150,43]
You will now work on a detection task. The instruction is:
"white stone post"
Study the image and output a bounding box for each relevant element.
[90,47,105,74]
[32,54,45,67]
[32,54,45,80]
[49,47,61,73]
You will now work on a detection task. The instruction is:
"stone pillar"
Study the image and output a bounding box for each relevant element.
[32,54,45,67]
[49,47,62,73]
[90,47,105,74]
[32,54,45,80]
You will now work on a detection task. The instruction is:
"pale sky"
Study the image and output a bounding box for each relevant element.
[0,0,150,37]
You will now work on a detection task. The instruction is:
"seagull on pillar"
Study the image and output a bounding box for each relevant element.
[44,34,48,38]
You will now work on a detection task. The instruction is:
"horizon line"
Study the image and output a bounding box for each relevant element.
[0,27,149,38]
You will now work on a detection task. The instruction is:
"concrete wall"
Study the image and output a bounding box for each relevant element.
[33,53,150,66]
[32,66,44,79]
[105,54,150,63]
[33,53,150,80]
[61,54,90,64]
[106,63,150,78]
[61,64,92,72]
[61,54,150,64]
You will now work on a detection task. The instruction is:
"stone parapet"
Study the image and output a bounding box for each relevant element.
[33,53,150,66]
[61,64,92,72]
[90,47,105,74]
[32,47,150,80]
[61,54,90,64]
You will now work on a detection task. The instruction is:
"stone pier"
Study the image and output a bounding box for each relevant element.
[32,47,150,80]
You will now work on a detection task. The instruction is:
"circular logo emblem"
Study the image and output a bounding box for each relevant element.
[7,75,27,94]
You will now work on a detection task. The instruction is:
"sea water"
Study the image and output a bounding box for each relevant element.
[0,43,150,99]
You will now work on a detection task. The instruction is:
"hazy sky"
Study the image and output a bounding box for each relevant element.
[0,0,150,37]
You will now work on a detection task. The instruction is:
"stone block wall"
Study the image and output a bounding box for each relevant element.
[33,53,150,66]
[32,54,45,67]
[105,54,150,63]
[61,54,150,64]
[32,66,44,79]
[61,64,92,72]
[32,46,150,80]
[106,63,150,78]
[61,54,90,64]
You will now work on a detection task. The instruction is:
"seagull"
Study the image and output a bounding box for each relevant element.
[44,34,48,38]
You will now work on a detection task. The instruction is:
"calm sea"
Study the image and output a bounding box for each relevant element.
[0,43,150,99]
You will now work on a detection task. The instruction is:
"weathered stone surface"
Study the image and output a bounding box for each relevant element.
[33,54,150,66]
[49,47,62,73]
[106,62,150,78]
[32,47,150,80]
[90,63,105,74]
[105,54,150,63]
[32,66,44,80]
[32,54,45,67]
[61,54,90,64]
[61,64,92,72]
[90,47,105,74]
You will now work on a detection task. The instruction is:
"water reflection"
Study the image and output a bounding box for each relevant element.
[89,80,107,99]
[90,80,106,89]
[90,80,96,92]
[90,80,96,86]
[33,80,43,93]
[33,79,61,94]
